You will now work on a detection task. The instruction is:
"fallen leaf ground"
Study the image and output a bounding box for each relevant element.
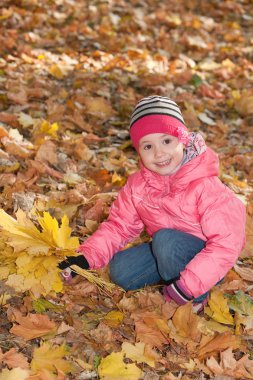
[0,0,253,379]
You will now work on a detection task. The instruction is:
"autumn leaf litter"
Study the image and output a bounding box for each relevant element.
[0,0,253,379]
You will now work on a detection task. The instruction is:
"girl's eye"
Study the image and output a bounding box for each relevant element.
[144,144,152,150]
[163,138,171,144]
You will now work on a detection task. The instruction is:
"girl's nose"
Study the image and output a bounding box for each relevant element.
[154,146,165,157]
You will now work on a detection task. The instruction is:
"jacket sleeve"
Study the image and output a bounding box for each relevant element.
[180,178,246,298]
[77,179,144,269]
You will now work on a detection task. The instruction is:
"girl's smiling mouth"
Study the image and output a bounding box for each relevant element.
[155,159,172,167]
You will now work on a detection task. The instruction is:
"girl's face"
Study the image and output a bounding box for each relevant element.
[138,133,184,176]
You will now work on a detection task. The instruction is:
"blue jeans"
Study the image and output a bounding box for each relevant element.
[109,228,208,303]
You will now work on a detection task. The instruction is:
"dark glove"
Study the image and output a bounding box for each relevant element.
[58,255,89,280]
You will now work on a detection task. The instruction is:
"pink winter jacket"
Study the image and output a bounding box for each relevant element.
[78,141,246,298]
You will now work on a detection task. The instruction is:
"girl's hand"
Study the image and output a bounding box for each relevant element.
[163,280,208,313]
[163,279,192,305]
[58,255,89,280]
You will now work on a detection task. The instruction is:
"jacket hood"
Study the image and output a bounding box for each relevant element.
[140,133,219,194]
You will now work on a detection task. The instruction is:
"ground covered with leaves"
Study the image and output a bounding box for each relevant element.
[0,0,253,379]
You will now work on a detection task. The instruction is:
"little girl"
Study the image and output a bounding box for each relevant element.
[59,95,246,310]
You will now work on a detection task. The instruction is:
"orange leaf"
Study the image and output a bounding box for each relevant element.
[131,310,170,348]
[0,347,29,369]
[172,302,201,341]
[10,310,57,341]
[197,84,224,99]
[198,332,241,360]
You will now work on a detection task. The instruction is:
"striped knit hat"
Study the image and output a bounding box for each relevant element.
[129,95,189,149]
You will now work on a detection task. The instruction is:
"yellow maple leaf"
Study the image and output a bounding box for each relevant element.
[0,267,10,280]
[0,209,51,254]
[48,65,66,80]
[0,368,30,380]
[205,289,234,325]
[13,254,63,295]
[111,172,126,187]
[0,239,16,280]
[103,310,124,328]
[0,293,11,305]
[6,274,28,293]
[0,210,78,294]
[97,351,142,380]
[31,342,73,375]
[121,342,155,368]
[198,318,232,335]
[40,120,59,137]
[0,209,79,254]
[37,213,79,250]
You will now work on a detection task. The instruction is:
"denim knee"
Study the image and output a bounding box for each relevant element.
[109,257,125,288]
[152,228,206,282]
[152,228,175,253]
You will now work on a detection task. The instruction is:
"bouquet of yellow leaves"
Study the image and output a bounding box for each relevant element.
[0,209,78,296]
[0,209,79,296]
[0,209,119,297]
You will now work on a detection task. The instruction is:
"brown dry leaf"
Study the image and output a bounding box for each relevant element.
[206,348,253,378]
[65,110,93,132]
[117,294,139,313]
[0,113,19,128]
[0,368,30,380]
[74,141,94,161]
[0,124,9,138]
[35,141,58,165]
[0,347,29,369]
[16,167,39,188]
[232,353,253,378]
[220,347,239,374]
[205,356,223,375]
[29,160,63,179]
[172,302,201,341]
[198,332,241,360]
[27,369,65,380]
[136,289,165,309]
[10,310,57,341]
[131,310,170,348]
[0,173,16,186]
[220,279,246,292]
[84,199,106,222]
[197,84,224,99]
[183,103,201,128]
[89,322,117,351]
[242,212,253,258]
[234,263,253,282]
[0,147,9,159]
[63,280,98,297]
[7,87,28,105]
[235,91,253,116]
[84,97,114,119]
[0,158,20,173]
[87,169,112,187]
